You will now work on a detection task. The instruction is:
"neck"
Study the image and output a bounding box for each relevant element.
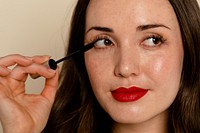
[112,110,169,133]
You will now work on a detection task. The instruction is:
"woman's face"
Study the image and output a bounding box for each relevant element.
[84,0,183,126]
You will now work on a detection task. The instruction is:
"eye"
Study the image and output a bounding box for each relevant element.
[88,35,114,49]
[141,35,165,47]
[94,38,112,48]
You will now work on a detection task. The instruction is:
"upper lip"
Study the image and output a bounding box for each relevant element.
[112,86,148,93]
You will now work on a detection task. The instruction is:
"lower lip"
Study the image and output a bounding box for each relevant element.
[111,87,148,102]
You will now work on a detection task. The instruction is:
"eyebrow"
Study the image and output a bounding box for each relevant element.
[136,24,171,31]
[86,24,171,34]
[86,26,114,34]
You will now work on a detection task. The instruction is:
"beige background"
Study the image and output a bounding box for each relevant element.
[0,0,76,132]
[0,0,77,94]
[0,0,199,132]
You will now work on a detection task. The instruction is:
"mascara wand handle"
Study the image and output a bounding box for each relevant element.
[55,42,94,65]
[30,43,94,79]
[48,59,57,70]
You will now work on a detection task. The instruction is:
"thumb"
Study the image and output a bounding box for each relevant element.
[41,68,59,105]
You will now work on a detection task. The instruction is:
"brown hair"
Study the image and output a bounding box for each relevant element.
[43,0,200,133]
[169,0,200,132]
[44,0,112,132]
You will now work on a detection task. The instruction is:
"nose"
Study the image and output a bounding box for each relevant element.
[114,46,140,78]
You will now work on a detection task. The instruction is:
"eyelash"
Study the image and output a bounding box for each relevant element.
[87,34,166,50]
[88,35,113,49]
[141,34,166,48]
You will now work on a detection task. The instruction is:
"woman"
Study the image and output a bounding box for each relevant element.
[45,0,200,133]
[0,0,200,133]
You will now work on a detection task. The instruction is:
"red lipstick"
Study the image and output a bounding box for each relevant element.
[111,86,148,102]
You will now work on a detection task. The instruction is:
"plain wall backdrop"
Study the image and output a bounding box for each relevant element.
[0,0,77,93]
[0,0,199,132]
[0,0,76,132]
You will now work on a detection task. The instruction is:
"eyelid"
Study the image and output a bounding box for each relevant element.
[140,33,166,48]
[87,34,114,46]
[143,32,163,39]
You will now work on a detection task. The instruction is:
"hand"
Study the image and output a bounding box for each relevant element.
[0,54,59,133]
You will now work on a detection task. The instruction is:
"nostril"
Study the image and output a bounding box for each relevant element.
[113,46,141,78]
[114,62,140,78]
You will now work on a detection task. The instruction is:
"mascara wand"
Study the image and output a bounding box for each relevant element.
[31,43,94,79]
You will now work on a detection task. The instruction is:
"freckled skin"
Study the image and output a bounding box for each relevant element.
[84,0,183,132]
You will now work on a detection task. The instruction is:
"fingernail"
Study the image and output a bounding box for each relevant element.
[43,55,51,59]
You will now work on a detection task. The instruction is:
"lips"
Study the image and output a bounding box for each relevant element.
[111,86,148,102]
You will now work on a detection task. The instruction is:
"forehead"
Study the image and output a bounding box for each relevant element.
[86,0,179,30]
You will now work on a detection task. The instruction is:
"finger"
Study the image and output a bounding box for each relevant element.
[32,55,51,64]
[8,63,56,82]
[0,54,32,67]
[41,67,59,104]
[30,55,52,79]
[0,66,11,77]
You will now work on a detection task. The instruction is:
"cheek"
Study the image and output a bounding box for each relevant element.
[84,53,111,91]
[145,57,169,78]
[144,52,183,96]
[85,53,114,107]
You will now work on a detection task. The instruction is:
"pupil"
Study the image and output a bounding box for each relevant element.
[104,39,111,45]
[153,38,160,44]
